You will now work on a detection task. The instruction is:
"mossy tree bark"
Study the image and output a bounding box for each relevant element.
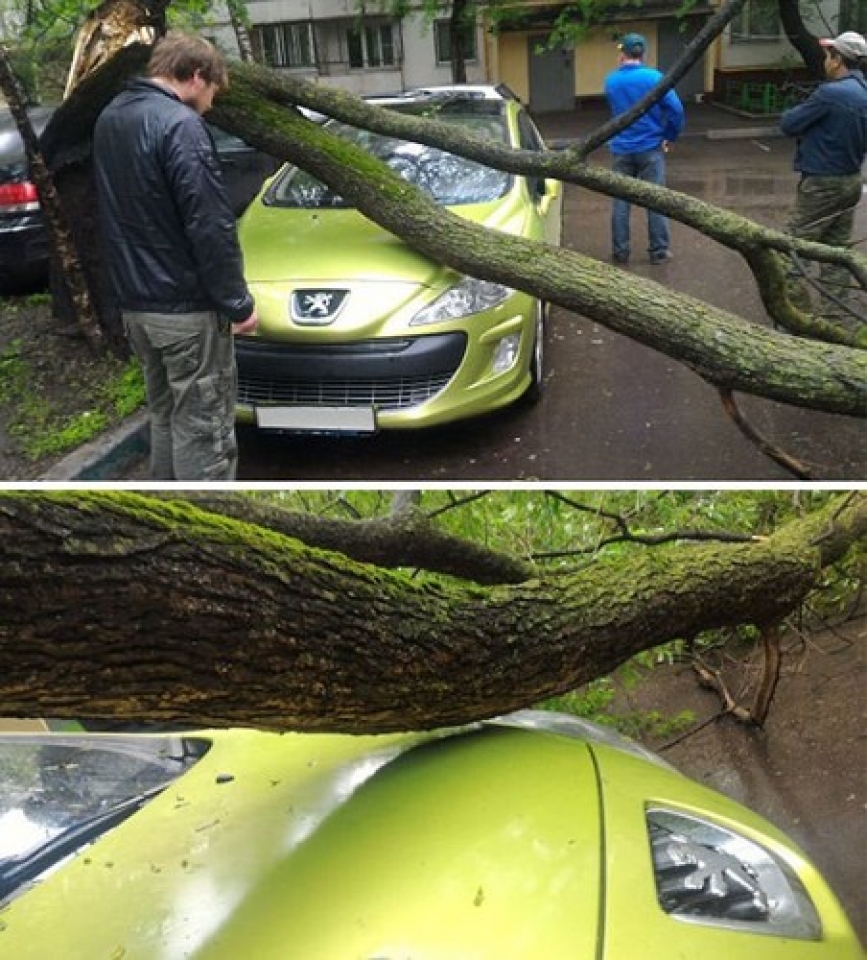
[41,47,867,410]
[0,492,863,732]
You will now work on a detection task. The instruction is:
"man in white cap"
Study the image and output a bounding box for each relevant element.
[779,31,867,319]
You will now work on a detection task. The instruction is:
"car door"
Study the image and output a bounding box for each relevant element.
[517,109,562,247]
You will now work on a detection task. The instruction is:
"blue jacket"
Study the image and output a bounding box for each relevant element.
[604,63,685,155]
[779,70,867,176]
[94,79,254,322]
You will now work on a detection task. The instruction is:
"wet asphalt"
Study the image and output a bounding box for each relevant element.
[120,104,866,483]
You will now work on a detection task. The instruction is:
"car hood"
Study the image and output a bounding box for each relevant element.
[1,717,859,959]
[238,193,528,287]
[0,723,604,959]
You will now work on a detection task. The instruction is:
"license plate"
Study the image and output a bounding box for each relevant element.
[255,405,377,434]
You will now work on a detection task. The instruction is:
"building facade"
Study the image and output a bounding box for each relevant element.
[210,0,852,112]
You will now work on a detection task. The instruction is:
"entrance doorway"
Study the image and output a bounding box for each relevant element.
[657,18,707,102]
[528,38,575,113]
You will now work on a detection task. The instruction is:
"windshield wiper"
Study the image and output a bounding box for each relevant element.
[0,783,166,903]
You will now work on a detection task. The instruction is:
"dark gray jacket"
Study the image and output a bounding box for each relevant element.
[780,70,867,176]
[93,79,254,322]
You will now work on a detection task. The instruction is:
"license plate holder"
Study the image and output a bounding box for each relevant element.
[255,405,377,434]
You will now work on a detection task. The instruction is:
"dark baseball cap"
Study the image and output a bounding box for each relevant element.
[618,33,647,56]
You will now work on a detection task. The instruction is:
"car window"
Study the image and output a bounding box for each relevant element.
[207,124,253,155]
[268,105,511,209]
[517,112,546,153]
[0,735,208,901]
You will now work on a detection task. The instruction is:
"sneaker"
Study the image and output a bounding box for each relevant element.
[649,251,672,264]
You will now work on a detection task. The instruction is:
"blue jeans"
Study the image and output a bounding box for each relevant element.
[611,149,669,260]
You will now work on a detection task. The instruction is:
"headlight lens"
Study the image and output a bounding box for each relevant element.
[410,277,513,326]
[647,808,821,939]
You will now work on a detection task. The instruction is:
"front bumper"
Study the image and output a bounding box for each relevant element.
[236,332,465,414]
[235,309,534,431]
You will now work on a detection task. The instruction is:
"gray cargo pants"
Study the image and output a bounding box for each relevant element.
[786,173,862,317]
[123,310,238,481]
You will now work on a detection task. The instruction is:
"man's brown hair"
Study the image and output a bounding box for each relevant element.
[147,32,229,90]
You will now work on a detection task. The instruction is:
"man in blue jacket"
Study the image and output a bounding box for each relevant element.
[780,31,867,319]
[94,33,258,481]
[604,33,685,265]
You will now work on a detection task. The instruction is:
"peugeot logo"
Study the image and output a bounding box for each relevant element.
[291,289,349,325]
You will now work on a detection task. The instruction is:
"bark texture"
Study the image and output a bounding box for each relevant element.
[40,48,867,415]
[210,71,867,415]
[0,492,863,733]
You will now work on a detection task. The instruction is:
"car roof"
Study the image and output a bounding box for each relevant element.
[362,93,510,121]
[404,83,521,101]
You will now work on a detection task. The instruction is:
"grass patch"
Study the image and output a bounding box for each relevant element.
[538,676,696,741]
[0,335,145,462]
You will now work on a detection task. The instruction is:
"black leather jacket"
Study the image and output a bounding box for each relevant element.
[93,79,254,322]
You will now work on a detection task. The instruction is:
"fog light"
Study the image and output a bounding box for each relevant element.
[647,808,821,939]
[492,334,521,374]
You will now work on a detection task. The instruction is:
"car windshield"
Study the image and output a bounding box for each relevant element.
[0,735,208,902]
[267,99,511,209]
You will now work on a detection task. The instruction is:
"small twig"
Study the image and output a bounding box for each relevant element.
[426,491,490,520]
[659,709,727,752]
[692,657,752,721]
[750,624,782,727]
[719,389,812,479]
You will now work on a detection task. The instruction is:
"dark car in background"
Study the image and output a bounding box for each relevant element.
[0,105,279,289]
[0,106,54,288]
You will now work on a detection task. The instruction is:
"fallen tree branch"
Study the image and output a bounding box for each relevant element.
[718,389,812,480]
[0,491,862,731]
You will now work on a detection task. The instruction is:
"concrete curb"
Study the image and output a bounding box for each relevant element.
[41,410,149,482]
[705,125,782,140]
[549,124,783,150]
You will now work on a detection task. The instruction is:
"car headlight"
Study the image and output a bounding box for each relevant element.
[410,277,513,326]
[647,808,822,940]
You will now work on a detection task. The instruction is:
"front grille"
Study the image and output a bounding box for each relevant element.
[238,371,454,410]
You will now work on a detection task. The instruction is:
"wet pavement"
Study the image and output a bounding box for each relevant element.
[230,104,865,483]
[617,612,866,945]
[107,104,865,483]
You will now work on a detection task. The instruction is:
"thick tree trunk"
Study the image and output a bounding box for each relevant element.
[449,0,469,84]
[40,44,150,352]
[778,0,825,79]
[0,492,862,732]
[211,83,867,415]
[226,0,255,63]
[38,42,867,409]
[0,47,104,350]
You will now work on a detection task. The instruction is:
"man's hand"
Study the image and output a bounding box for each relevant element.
[232,311,259,335]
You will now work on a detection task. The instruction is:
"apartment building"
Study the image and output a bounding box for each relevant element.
[210,0,854,112]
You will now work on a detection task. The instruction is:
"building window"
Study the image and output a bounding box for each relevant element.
[346,21,397,69]
[730,0,781,41]
[434,19,477,64]
[255,22,316,68]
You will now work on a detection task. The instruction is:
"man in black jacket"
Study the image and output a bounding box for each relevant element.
[94,32,257,481]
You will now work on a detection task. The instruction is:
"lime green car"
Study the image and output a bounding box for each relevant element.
[235,90,562,433]
[0,712,860,958]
